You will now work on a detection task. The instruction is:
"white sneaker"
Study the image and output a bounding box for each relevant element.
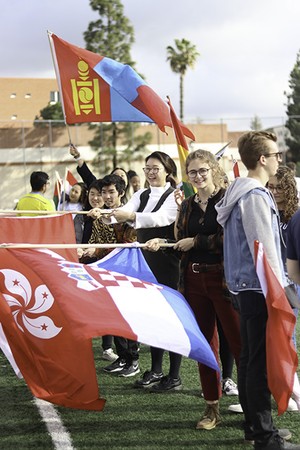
[228,403,243,413]
[222,378,239,396]
[102,348,118,362]
[287,397,298,411]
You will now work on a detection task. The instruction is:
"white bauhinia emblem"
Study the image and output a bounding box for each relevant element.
[0,269,62,339]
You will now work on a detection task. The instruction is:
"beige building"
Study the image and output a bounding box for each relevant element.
[0,78,59,123]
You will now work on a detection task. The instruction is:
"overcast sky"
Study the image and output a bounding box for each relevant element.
[2,0,300,130]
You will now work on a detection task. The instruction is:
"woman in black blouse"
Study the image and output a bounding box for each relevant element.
[146,150,241,430]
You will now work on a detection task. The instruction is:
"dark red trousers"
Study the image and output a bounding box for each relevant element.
[184,264,241,401]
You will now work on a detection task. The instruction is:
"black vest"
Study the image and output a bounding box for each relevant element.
[136,187,175,243]
[136,187,179,289]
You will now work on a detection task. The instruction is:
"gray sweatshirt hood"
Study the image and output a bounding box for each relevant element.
[216,177,266,227]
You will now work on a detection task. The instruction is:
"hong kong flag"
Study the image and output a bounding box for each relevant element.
[0,249,105,410]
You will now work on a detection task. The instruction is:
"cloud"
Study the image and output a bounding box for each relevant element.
[1,0,300,127]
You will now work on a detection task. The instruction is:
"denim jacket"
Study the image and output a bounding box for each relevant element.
[215,177,285,293]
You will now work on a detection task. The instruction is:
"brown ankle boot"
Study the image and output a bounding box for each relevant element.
[196,401,221,430]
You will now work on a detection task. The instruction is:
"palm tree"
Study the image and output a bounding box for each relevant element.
[166,38,200,121]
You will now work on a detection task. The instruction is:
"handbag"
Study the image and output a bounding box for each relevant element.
[284,284,300,308]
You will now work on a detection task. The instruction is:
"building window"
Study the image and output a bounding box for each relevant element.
[10,93,16,98]
[50,91,60,104]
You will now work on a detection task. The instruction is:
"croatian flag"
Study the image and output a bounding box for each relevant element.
[48,32,195,140]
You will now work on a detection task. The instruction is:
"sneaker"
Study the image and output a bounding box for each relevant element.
[252,435,299,449]
[102,348,118,362]
[134,370,164,388]
[228,403,243,413]
[196,402,221,430]
[287,397,298,411]
[149,375,182,393]
[118,362,140,378]
[103,357,126,373]
[222,377,239,396]
[244,428,292,445]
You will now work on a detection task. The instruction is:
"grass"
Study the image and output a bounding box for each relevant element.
[0,323,300,450]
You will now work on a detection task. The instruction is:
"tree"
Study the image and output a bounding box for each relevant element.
[166,38,199,121]
[84,0,146,168]
[34,102,64,127]
[250,115,263,131]
[84,0,135,65]
[285,51,300,163]
[88,123,152,175]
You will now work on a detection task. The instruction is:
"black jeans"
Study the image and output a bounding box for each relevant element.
[115,336,139,364]
[237,291,279,448]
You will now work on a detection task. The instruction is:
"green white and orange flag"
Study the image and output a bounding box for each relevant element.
[167,97,195,198]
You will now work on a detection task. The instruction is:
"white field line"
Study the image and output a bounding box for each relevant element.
[33,398,74,450]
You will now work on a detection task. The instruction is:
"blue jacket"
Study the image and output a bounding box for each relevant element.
[215,177,285,293]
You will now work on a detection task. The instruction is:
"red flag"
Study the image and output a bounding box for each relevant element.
[233,161,240,178]
[1,214,78,262]
[65,168,78,189]
[254,241,298,415]
[0,216,106,410]
[48,32,194,139]
[0,250,105,410]
[167,97,195,198]
[231,155,240,178]
[53,179,62,209]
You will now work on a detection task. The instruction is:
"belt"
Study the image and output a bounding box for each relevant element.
[190,262,222,273]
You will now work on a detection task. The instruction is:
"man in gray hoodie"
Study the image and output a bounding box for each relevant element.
[216,131,299,450]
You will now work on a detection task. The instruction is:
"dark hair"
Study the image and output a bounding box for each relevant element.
[269,166,298,223]
[88,179,103,193]
[145,151,177,188]
[127,169,138,180]
[101,174,126,195]
[83,179,102,211]
[30,171,49,191]
[286,161,297,174]
[72,182,87,204]
[238,131,277,170]
[111,167,129,203]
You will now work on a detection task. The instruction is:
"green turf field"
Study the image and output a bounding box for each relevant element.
[0,324,299,450]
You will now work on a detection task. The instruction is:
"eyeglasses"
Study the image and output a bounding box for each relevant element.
[263,152,283,161]
[187,168,210,179]
[268,184,284,193]
[143,167,164,174]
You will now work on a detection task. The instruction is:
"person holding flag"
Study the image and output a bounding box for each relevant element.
[102,151,183,392]
[145,149,241,430]
[216,132,299,449]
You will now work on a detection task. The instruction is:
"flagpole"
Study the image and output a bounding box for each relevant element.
[0,243,175,249]
[0,209,113,215]
[47,30,73,146]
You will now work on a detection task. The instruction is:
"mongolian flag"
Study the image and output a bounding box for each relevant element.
[254,240,298,415]
[167,97,195,198]
[48,32,194,139]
